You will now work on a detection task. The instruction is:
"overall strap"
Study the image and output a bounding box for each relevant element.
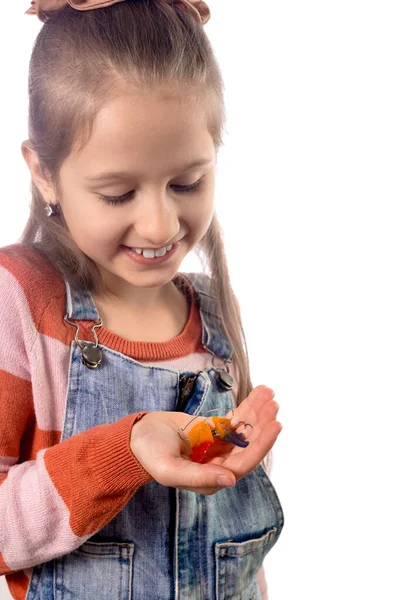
[180,272,233,362]
[64,272,233,361]
[64,280,100,321]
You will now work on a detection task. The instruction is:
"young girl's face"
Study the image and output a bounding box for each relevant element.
[56,84,216,299]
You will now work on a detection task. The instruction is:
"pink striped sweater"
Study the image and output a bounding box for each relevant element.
[0,243,272,599]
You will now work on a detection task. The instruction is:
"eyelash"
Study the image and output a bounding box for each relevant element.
[99,177,204,206]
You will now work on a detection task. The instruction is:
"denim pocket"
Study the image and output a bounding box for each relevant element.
[54,540,134,600]
[215,527,277,600]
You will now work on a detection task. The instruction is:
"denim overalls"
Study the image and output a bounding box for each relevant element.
[25,272,284,600]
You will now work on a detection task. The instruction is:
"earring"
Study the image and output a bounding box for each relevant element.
[44,203,60,217]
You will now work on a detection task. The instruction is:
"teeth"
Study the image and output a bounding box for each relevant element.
[132,243,174,258]
[143,249,156,258]
[132,244,172,258]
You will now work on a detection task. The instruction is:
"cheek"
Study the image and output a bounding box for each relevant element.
[188,193,214,233]
[61,197,121,252]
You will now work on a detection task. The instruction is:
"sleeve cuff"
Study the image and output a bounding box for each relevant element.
[89,412,153,494]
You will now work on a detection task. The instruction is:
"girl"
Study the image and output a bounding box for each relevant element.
[0,1,284,599]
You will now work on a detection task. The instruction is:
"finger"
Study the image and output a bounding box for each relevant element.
[228,386,274,420]
[251,398,281,429]
[154,456,236,490]
[222,420,283,479]
[178,484,227,496]
[231,393,280,432]
[245,385,275,407]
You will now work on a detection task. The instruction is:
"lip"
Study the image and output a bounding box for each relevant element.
[121,241,180,266]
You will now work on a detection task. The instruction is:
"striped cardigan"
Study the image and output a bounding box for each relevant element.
[0,243,271,600]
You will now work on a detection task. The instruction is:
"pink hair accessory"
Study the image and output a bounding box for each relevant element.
[25,0,210,24]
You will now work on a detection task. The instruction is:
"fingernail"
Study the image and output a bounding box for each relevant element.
[217,475,234,487]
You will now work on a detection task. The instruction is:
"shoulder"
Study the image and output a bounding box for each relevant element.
[180,271,214,297]
[0,243,66,326]
[179,272,216,302]
[0,243,64,288]
[0,243,61,283]
[180,271,241,316]
[179,271,222,319]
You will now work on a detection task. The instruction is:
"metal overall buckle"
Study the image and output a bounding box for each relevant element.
[177,352,235,411]
[64,315,103,369]
[210,352,234,391]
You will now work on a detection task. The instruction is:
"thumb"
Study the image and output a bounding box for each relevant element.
[157,456,236,490]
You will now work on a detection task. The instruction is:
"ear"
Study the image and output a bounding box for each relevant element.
[21,140,57,203]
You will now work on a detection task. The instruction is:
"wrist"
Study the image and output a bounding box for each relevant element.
[129,411,150,452]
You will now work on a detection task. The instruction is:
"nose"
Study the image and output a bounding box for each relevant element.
[132,190,180,247]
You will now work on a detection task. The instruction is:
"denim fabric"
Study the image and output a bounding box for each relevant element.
[25,273,284,600]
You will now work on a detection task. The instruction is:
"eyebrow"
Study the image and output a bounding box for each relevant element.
[85,158,213,184]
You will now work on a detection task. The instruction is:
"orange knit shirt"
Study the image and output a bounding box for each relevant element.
[0,244,212,599]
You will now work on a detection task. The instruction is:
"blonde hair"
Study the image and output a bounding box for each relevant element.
[20,0,253,403]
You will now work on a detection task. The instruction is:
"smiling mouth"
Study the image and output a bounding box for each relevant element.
[122,237,184,256]
[126,244,174,258]
[121,239,182,263]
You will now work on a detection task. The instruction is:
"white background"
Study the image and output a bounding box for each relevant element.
[1,1,399,598]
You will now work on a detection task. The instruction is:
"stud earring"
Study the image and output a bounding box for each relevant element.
[44,203,60,217]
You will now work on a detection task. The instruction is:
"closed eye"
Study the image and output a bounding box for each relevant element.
[99,176,204,206]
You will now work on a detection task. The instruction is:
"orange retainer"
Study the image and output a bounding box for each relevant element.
[188,416,249,463]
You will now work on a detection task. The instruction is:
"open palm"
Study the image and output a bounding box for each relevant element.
[184,385,282,480]
[130,385,281,495]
